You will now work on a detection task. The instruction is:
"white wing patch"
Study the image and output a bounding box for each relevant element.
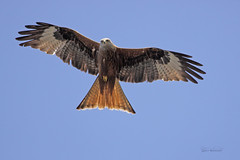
[118,51,190,83]
[16,22,99,75]
[41,26,57,38]
[37,27,67,55]
[155,51,183,81]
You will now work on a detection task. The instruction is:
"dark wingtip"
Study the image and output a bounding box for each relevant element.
[191,79,198,84]
[15,37,22,40]
[19,43,24,46]
[36,22,53,26]
[18,31,30,35]
[36,22,44,25]
[171,51,192,58]
[25,25,35,29]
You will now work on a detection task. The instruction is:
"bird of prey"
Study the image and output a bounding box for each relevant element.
[16,22,205,114]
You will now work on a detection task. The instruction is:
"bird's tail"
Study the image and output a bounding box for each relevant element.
[77,76,135,114]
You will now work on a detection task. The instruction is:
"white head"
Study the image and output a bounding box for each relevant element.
[100,38,116,50]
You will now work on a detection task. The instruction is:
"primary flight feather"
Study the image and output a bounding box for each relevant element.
[16,22,206,114]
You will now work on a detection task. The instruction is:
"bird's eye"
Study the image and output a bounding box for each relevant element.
[106,39,110,42]
[100,40,104,43]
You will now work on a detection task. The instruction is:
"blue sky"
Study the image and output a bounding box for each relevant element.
[1,0,240,160]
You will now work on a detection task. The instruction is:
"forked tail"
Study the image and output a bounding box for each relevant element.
[77,76,135,114]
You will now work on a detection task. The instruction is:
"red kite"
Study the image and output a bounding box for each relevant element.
[16,22,205,114]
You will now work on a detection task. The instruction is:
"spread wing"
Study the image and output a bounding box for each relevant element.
[16,22,99,75]
[117,47,205,83]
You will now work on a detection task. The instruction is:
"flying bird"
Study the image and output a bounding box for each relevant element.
[16,22,205,114]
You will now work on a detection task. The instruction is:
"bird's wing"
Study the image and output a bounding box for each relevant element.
[116,47,205,83]
[16,22,99,75]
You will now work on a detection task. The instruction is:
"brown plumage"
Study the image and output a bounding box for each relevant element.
[16,22,206,114]
[78,76,135,113]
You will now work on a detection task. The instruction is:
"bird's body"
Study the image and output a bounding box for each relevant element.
[16,22,206,114]
[80,38,135,113]
[98,38,118,93]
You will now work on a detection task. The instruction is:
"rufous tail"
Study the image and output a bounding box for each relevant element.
[76,76,135,114]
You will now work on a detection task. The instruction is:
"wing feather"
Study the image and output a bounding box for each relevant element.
[117,47,205,84]
[16,22,99,75]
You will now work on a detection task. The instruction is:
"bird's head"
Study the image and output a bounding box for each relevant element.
[100,38,116,51]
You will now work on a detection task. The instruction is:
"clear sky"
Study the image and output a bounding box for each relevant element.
[1,0,240,160]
